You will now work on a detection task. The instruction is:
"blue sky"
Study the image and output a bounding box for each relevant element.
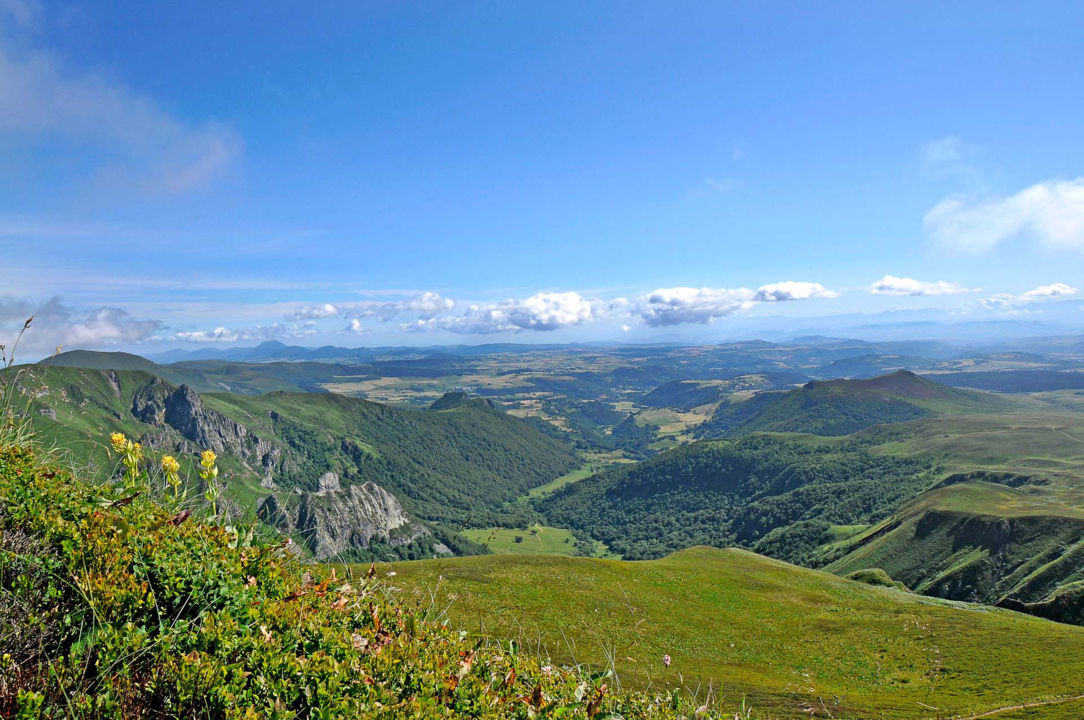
[2,0,1084,354]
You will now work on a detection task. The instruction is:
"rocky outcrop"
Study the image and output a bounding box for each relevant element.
[130,380,281,473]
[258,481,431,561]
[317,471,341,494]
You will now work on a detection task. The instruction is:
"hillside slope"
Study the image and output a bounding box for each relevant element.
[700,370,1016,438]
[383,547,1084,719]
[7,366,578,557]
[538,435,936,560]
[823,481,1084,625]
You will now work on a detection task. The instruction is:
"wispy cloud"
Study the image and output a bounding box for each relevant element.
[925,179,1084,253]
[869,275,975,296]
[174,321,316,344]
[0,6,242,194]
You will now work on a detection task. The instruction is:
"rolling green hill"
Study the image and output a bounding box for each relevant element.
[537,435,936,560]
[5,366,578,555]
[382,547,1084,719]
[700,370,1017,438]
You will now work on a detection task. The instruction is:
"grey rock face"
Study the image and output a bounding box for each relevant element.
[258,481,429,561]
[317,471,340,494]
[130,380,281,471]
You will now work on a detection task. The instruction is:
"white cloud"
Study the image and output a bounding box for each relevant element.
[753,281,838,302]
[1021,283,1078,300]
[173,321,316,344]
[403,291,456,318]
[426,291,594,334]
[0,296,160,354]
[346,318,364,334]
[982,282,1079,309]
[290,292,455,322]
[925,179,1084,252]
[869,275,975,296]
[0,11,242,194]
[292,303,340,320]
[634,281,836,327]
[635,287,755,327]
[59,307,158,346]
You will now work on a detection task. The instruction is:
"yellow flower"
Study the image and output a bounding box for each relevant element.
[131,442,143,461]
[161,455,180,474]
[201,449,217,466]
[110,432,128,452]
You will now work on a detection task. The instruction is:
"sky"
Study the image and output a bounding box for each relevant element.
[2,0,1084,356]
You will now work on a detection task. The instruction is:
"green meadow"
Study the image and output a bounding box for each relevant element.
[380,547,1084,719]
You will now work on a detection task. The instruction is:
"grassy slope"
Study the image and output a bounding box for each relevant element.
[861,411,1084,502]
[822,482,1084,616]
[382,547,1084,719]
[460,524,614,557]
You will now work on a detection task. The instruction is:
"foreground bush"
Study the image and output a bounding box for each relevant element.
[0,442,722,719]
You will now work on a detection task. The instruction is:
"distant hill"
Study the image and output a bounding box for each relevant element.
[926,369,1084,393]
[34,350,347,395]
[810,353,935,379]
[537,435,935,560]
[640,379,728,410]
[823,481,1084,626]
[43,349,165,373]
[700,370,1016,437]
[384,546,1084,718]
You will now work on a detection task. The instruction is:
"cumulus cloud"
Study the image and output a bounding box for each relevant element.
[633,281,836,327]
[753,281,838,302]
[422,292,594,334]
[290,292,455,322]
[925,179,1084,252]
[635,287,755,327]
[346,318,364,334]
[0,8,242,194]
[982,282,1079,309]
[869,275,975,296]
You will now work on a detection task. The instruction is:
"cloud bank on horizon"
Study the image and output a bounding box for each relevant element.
[2,277,1080,355]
